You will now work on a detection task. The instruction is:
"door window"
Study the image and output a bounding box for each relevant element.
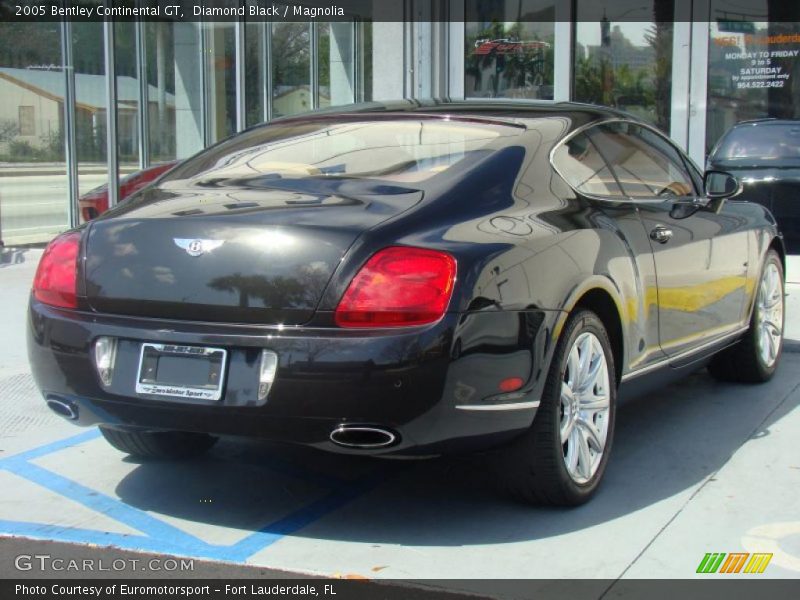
[551,132,624,197]
[588,122,696,198]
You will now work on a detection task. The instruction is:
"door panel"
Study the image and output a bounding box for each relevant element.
[637,202,749,356]
[587,121,750,357]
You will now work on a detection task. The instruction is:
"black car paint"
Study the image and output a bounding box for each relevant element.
[28,100,783,456]
[708,119,800,249]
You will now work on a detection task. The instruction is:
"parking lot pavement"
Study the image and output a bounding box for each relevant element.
[1,247,799,588]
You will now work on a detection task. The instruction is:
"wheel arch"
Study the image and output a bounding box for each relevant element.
[769,235,786,275]
[555,280,626,387]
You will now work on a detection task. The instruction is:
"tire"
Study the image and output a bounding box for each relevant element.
[708,249,785,383]
[99,426,217,459]
[497,309,617,506]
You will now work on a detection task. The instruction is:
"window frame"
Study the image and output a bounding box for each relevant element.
[550,117,701,204]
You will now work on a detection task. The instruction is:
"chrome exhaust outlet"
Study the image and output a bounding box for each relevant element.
[46,397,79,421]
[329,426,397,449]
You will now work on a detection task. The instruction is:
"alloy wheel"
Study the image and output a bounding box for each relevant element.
[756,261,784,368]
[560,332,611,484]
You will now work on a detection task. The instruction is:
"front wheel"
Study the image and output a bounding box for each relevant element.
[497,309,616,506]
[708,249,784,383]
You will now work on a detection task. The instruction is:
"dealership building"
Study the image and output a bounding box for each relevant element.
[0,0,798,245]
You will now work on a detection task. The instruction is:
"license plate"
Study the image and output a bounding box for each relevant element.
[136,343,227,401]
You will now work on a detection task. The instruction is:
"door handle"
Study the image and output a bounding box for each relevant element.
[650,225,673,244]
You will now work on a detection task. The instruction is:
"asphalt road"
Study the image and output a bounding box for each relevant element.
[0,174,105,245]
[0,167,135,245]
[0,248,799,592]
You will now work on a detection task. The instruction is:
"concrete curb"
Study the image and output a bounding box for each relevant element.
[784,339,800,353]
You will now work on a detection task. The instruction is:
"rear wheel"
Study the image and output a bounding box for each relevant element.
[497,310,616,506]
[99,426,217,459]
[708,249,784,383]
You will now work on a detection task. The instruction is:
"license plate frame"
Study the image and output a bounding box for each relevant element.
[136,343,228,401]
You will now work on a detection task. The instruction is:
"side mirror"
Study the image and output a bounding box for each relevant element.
[704,170,741,199]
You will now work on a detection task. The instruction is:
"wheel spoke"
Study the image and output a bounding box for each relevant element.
[565,428,580,473]
[575,428,593,480]
[566,346,580,388]
[577,335,593,384]
[581,353,603,393]
[765,328,777,361]
[763,318,781,337]
[760,329,770,362]
[561,416,575,444]
[579,393,609,411]
[577,417,604,452]
[763,292,781,309]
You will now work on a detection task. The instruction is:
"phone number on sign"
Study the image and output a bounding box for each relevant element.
[737,80,786,89]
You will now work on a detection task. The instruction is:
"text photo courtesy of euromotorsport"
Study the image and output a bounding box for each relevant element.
[46,3,347,19]
[15,584,328,597]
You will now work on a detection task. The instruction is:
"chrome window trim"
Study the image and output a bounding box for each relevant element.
[549,117,703,205]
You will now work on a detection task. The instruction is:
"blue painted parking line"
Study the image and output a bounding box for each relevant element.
[0,429,102,465]
[0,429,394,563]
[3,461,202,546]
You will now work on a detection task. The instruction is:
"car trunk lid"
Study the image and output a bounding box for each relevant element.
[83,179,422,324]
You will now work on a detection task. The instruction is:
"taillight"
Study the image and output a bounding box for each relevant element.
[33,231,81,309]
[335,246,456,328]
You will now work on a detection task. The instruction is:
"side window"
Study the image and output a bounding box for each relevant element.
[588,122,696,199]
[552,133,624,198]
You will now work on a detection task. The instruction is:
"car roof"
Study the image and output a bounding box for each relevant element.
[270,98,635,131]
[729,118,800,128]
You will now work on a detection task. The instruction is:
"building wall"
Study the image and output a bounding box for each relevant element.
[0,76,62,153]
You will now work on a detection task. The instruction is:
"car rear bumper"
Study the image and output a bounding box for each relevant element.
[27,299,560,456]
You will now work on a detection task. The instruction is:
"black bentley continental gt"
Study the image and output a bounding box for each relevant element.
[28,100,786,506]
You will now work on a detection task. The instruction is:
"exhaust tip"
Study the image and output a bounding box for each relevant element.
[330,426,397,449]
[46,398,78,421]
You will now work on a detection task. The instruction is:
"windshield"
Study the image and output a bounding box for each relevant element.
[715,122,800,161]
[165,118,523,185]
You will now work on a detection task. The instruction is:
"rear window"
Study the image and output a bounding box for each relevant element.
[167,118,523,185]
[715,123,800,161]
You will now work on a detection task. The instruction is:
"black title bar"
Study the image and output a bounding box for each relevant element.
[1,0,800,23]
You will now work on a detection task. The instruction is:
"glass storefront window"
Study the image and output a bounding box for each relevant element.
[145,21,204,162]
[574,1,674,133]
[319,22,358,109]
[245,20,266,128]
[272,22,311,117]
[204,22,236,142]
[707,1,800,153]
[0,22,69,245]
[71,22,108,202]
[318,23,332,109]
[114,21,139,178]
[465,0,555,100]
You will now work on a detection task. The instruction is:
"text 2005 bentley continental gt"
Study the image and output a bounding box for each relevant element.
[28,100,786,505]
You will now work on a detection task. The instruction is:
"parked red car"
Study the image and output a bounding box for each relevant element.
[80,160,179,221]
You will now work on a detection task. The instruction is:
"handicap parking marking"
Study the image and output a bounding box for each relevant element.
[0,429,102,465]
[0,429,397,563]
